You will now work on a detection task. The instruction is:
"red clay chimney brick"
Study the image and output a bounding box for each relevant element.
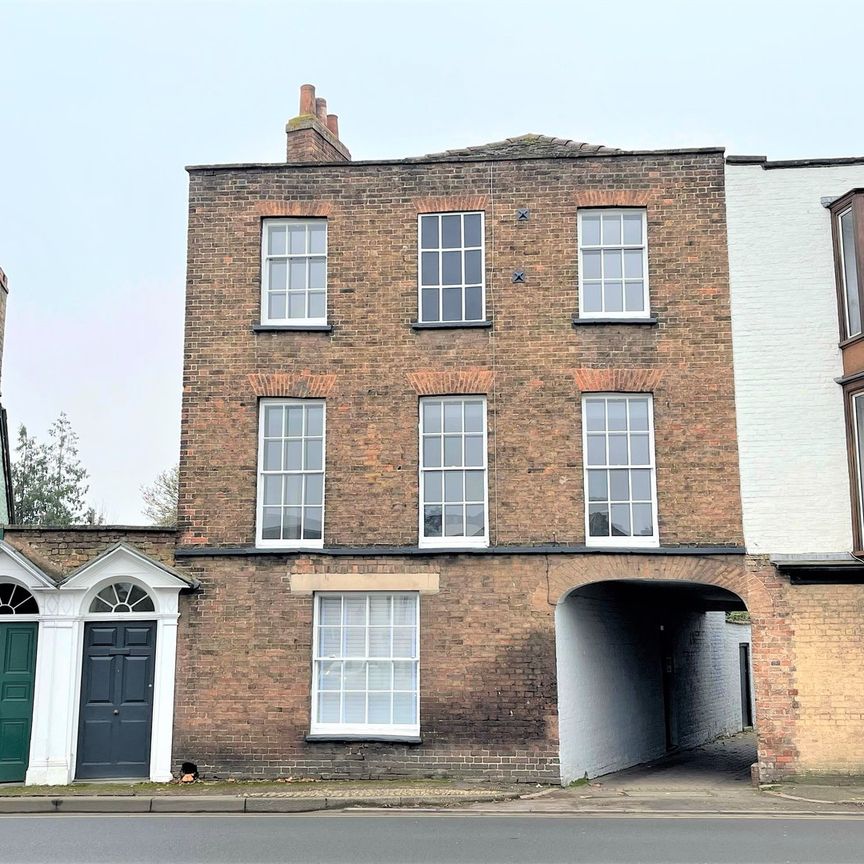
[285,84,350,164]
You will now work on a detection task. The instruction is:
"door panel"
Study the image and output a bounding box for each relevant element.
[76,621,156,780]
[0,623,38,783]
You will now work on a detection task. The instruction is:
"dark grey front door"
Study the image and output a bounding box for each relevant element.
[76,621,156,779]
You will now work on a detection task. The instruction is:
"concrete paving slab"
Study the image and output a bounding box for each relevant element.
[0,797,56,813]
[55,796,152,813]
[246,798,326,813]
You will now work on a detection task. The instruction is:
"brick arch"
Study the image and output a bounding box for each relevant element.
[549,554,796,782]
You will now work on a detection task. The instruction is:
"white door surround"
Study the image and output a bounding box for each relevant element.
[0,540,191,786]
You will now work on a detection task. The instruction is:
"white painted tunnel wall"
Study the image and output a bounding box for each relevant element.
[556,589,753,785]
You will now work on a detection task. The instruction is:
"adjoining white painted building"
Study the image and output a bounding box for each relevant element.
[725,156,864,557]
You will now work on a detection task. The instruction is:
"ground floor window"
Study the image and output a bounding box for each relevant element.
[311,592,419,737]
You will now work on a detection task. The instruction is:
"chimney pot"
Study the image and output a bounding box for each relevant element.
[299,84,316,116]
[326,114,339,138]
[315,98,328,124]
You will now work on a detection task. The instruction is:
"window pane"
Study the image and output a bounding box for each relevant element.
[263,440,282,471]
[343,660,365,689]
[394,661,416,690]
[605,281,624,313]
[309,257,326,290]
[588,504,609,537]
[394,596,416,626]
[268,225,287,255]
[421,251,439,286]
[625,282,644,312]
[344,596,366,625]
[608,434,628,465]
[282,507,302,540]
[369,628,390,658]
[630,434,651,465]
[393,693,417,725]
[466,504,485,537]
[289,258,307,291]
[582,250,601,279]
[465,286,483,320]
[369,596,391,626]
[444,470,463,502]
[264,405,283,437]
[632,503,654,536]
[607,399,627,431]
[306,405,324,436]
[424,471,442,503]
[268,293,286,319]
[308,222,326,254]
[268,258,287,291]
[262,507,281,539]
[286,406,304,437]
[623,213,643,245]
[465,249,482,284]
[288,224,306,254]
[305,438,323,470]
[581,214,601,245]
[343,627,366,657]
[464,213,482,247]
[602,213,622,244]
[318,660,341,690]
[420,215,438,249]
[623,250,643,278]
[464,401,484,432]
[319,597,341,626]
[443,504,463,536]
[443,436,462,466]
[631,469,652,501]
[609,469,629,501]
[443,401,462,432]
[263,475,282,505]
[288,293,306,318]
[464,435,484,467]
[841,210,862,335]
[442,251,462,285]
[587,470,608,501]
[442,287,462,321]
[441,214,461,248]
[344,692,365,723]
[424,505,442,537]
[368,693,391,724]
[582,282,602,313]
[304,507,322,540]
[629,399,649,431]
[423,437,441,468]
[421,288,439,322]
[423,400,442,433]
[610,504,631,536]
[586,435,606,466]
[284,440,302,470]
[318,692,340,723]
[465,470,485,501]
[368,661,391,690]
[319,626,341,656]
[603,250,622,279]
[393,627,416,656]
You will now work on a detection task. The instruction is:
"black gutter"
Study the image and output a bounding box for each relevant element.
[0,406,14,524]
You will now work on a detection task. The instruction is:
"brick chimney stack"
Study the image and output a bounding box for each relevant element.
[286,84,350,163]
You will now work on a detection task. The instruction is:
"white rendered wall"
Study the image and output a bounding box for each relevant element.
[725,163,864,554]
[556,589,753,784]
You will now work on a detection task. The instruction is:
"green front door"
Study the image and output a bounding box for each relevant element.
[0,623,37,783]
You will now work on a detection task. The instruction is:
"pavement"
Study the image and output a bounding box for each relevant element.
[2,732,864,815]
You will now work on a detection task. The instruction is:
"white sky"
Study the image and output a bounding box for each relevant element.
[1,0,861,523]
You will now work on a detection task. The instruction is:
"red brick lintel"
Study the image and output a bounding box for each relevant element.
[253,201,333,217]
[407,370,494,396]
[413,195,489,213]
[572,368,663,392]
[248,373,337,398]
[573,190,651,207]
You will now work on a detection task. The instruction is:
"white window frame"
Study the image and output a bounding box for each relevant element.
[838,206,862,339]
[261,218,328,326]
[418,395,489,549]
[310,592,420,738]
[578,208,650,319]
[255,398,326,549]
[582,393,659,548]
[417,211,486,323]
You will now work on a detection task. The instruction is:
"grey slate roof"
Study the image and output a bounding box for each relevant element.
[414,133,621,162]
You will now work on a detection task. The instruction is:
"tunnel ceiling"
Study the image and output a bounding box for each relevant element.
[568,579,748,612]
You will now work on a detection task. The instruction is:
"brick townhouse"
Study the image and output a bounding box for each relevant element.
[1,87,862,787]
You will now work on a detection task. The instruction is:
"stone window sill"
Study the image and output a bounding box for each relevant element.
[572,315,658,326]
[305,734,422,744]
[252,324,333,333]
[411,321,492,331]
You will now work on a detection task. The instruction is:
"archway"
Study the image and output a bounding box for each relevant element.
[555,578,755,784]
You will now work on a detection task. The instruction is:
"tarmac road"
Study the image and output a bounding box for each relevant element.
[1,812,863,864]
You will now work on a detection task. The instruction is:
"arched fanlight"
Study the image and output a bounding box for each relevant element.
[0,583,39,615]
[89,582,155,614]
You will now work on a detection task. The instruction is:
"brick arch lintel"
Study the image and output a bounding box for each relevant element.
[252,201,333,217]
[413,195,489,213]
[407,369,494,396]
[248,372,336,398]
[572,368,664,393]
[574,190,652,207]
